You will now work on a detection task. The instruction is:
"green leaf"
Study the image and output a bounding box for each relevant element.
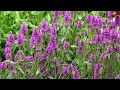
[7,74,13,79]
[46,14,51,23]
[61,37,66,42]
[88,32,93,38]
[78,15,82,19]
[4,11,12,16]
[31,11,38,15]
[107,54,111,59]
[18,66,25,75]
[70,45,77,48]
[92,11,98,15]
[28,22,36,28]
[15,11,20,23]
[66,54,71,61]
[20,19,28,25]
[48,76,54,79]
[6,60,15,64]
[36,68,40,76]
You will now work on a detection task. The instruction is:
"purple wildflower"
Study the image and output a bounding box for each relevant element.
[5,33,14,47]
[71,65,81,79]
[40,53,48,60]
[9,63,16,75]
[8,33,14,45]
[63,11,72,22]
[17,33,25,46]
[109,21,116,28]
[44,41,55,54]
[115,16,120,26]
[100,54,104,60]
[21,23,28,36]
[104,18,109,24]
[86,15,91,22]
[4,47,11,55]
[107,11,113,18]
[51,58,59,66]
[30,36,35,50]
[41,19,49,30]
[76,41,83,55]
[0,62,7,70]
[10,63,14,71]
[4,47,11,60]
[87,23,94,28]
[23,57,28,62]
[32,28,42,44]
[105,47,114,54]
[75,20,83,28]
[114,46,120,53]
[39,63,46,75]
[5,53,11,60]
[52,11,61,26]
[93,63,102,79]
[28,73,33,78]
[63,42,70,49]
[63,65,71,76]
[54,11,61,17]
[27,63,33,68]
[19,50,25,60]
[35,52,41,60]
[30,28,42,50]
[27,55,34,62]
[103,55,109,61]
[88,54,96,62]
[115,74,120,79]
[10,70,16,75]
[50,26,57,39]
[5,41,11,47]
[14,54,19,62]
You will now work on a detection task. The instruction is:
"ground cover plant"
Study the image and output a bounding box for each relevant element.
[0,11,120,79]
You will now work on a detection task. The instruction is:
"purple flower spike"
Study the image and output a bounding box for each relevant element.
[27,56,34,62]
[17,33,25,46]
[5,53,11,60]
[75,20,83,28]
[88,54,96,62]
[72,65,81,79]
[115,74,120,79]
[100,54,104,60]
[35,52,41,60]
[0,62,7,70]
[19,50,25,60]
[115,16,120,26]
[31,28,42,44]
[7,33,14,45]
[21,23,28,36]
[86,15,91,22]
[10,70,16,75]
[63,42,70,49]
[14,54,19,62]
[107,11,113,18]
[30,36,36,50]
[63,65,71,76]
[4,47,11,55]
[5,33,14,47]
[94,63,102,79]
[63,11,72,22]
[41,20,49,30]
[10,63,14,71]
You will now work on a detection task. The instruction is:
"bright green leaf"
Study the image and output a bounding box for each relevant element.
[70,45,77,48]
[18,66,25,75]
